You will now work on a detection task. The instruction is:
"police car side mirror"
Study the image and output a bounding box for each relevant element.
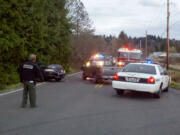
[161,71,168,75]
[164,71,168,75]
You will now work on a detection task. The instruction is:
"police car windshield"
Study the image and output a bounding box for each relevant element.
[122,64,156,75]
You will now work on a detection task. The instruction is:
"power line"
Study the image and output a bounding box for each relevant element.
[171,20,180,27]
[170,11,180,18]
[160,19,180,38]
[146,1,166,31]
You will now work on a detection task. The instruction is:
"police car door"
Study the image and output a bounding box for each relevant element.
[158,65,166,90]
[163,69,169,88]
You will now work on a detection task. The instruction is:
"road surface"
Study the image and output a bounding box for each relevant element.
[0,72,180,135]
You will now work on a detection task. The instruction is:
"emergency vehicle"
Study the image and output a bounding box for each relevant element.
[82,53,121,83]
[116,48,143,67]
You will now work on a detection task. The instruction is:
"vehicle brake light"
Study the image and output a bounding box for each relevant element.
[113,74,119,80]
[147,77,155,84]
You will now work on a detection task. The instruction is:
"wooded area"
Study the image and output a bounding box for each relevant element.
[0,0,180,89]
[0,0,72,89]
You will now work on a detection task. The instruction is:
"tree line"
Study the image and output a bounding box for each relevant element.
[101,32,180,57]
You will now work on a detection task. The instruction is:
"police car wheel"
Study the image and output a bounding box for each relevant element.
[164,82,169,92]
[164,87,169,92]
[154,87,162,99]
[116,89,124,95]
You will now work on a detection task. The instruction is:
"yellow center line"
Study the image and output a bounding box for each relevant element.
[95,84,104,88]
[95,84,99,88]
[99,84,103,88]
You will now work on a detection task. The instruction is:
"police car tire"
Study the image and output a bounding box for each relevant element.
[164,82,170,92]
[116,89,124,95]
[154,87,162,99]
[164,87,169,92]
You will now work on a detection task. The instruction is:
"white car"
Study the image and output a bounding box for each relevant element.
[112,63,170,98]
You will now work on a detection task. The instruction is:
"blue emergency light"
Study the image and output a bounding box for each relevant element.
[99,54,104,58]
[146,59,153,64]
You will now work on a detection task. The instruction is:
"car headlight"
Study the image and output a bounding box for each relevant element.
[97,61,104,67]
[45,69,55,72]
[86,62,91,67]
[61,69,65,73]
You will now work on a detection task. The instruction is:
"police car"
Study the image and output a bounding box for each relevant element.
[112,61,170,98]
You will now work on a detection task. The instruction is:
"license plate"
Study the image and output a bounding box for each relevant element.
[126,77,138,83]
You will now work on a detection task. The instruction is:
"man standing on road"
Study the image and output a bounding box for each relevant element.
[20,54,43,108]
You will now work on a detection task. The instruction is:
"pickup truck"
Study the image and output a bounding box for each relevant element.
[81,55,122,83]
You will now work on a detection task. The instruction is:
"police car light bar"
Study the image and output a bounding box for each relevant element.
[146,59,153,64]
[93,53,104,59]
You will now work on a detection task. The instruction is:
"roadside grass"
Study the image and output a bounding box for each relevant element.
[169,66,180,90]
[170,81,180,90]
[0,83,22,92]
[170,64,180,70]
[68,67,81,74]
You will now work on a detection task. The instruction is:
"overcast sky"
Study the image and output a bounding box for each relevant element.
[81,0,180,39]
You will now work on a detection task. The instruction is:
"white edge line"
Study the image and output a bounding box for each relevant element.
[0,83,45,97]
[0,72,82,97]
[0,88,23,97]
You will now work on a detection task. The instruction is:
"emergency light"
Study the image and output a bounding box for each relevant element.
[146,59,153,64]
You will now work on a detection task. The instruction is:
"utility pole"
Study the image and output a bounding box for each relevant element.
[166,0,170,70]
[76,18,80,39]
[140,40,142,50]
[145,31,148,59]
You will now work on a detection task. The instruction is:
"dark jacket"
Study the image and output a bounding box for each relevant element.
[20,61,42,83]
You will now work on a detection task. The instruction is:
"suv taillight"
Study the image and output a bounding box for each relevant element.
[147,77,155,84]
[113,74,119,80]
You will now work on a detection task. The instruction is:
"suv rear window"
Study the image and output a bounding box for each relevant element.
[123,64,156,75]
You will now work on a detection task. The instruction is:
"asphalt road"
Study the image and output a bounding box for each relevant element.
[0,72,180,135]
